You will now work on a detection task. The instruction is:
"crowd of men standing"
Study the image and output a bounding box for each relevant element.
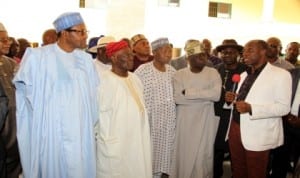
[0,11,299,178]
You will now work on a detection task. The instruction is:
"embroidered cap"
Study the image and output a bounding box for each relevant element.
[131,34,147,46]
[53,12,84,32]
[184,40,205,57]
[151,37,170,51]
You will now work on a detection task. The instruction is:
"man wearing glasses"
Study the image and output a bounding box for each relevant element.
[0,22,22,178]
[13,12,99,178]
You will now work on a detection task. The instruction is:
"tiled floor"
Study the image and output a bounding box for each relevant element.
[222,160,231,178]
[18,161,295,178]
[222,161,294,178]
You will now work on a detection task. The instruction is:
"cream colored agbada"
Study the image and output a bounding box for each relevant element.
[95,70,152,178]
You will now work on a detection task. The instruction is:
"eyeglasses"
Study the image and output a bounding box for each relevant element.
[65,29,89,36]
[0,37,12,44]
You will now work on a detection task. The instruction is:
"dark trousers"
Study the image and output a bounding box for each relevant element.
[229,120,270,178]
[269,145,290,178]
[270,121,300,178]
[214,114,231,178]
[5,158,22,178]
[214,148,230,178]
[0,136,6,178]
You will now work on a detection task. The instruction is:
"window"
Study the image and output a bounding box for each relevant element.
[208,2,231,18]
[79,0,107,8]
[79,0,84,8]
[158,0,180,7]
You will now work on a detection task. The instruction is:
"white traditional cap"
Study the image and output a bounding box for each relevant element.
[151,37,170,51]
[184,40,205,57]
[53,12,84,32]
[88,36,116,53]
[0,23,7,32]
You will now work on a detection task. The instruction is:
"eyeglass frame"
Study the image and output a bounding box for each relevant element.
[0,37,12,44]
[65,28,89,36]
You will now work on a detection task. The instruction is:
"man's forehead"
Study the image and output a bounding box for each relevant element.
[288,43,299,48]
[267,39,281,45]
[72,23,86,29]
[135,39,148,45]
[189,52,206,57]
[0,31,8,37]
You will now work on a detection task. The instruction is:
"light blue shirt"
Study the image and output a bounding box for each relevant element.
[13,44,99,178]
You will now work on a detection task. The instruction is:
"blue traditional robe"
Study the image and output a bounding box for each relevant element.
[13,44,99,178]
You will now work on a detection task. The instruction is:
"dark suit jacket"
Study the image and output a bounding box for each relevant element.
[214,62,248,149]
[170,56,187,70]
[285,68,300,138]
[290,68,300,106]
[0,82,8,178]
[0,83,8,131]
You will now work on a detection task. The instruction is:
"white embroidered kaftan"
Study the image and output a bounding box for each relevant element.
[135,62,176,175]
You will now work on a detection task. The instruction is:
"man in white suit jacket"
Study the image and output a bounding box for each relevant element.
[225,40,292,178]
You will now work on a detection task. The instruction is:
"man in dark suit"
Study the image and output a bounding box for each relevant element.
[270,67,300,178]
[288,68,300,128]
[0,82,8,178]
[0,22,21,178]
[213,39,247,178]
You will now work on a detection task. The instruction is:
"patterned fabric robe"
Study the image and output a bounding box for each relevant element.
[135,62,176,175]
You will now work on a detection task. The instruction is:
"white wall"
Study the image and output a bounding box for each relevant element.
[0,0,106,45]
[1,0,300,51]
[144,0,300,52]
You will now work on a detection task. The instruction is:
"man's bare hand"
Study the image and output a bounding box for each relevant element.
[234,101,252,114]
[225,91,236,103]
[284,113,300,128]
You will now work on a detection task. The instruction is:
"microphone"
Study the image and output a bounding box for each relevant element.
[224,74,241,139]
[224,74,240,109]
[231,74,241,92]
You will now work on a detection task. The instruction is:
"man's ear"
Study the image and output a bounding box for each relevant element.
[152,50,157,57]
[110,55,116,63]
